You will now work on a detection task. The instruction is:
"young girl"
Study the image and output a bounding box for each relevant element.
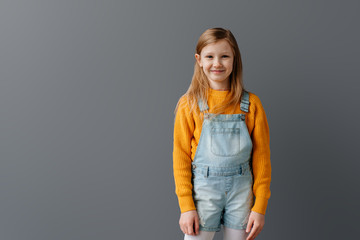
[173,28,271,240]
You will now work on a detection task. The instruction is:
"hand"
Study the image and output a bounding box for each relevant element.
[179,210,199,236]
[246,211,265,240]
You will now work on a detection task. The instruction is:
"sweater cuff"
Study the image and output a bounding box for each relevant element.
[179,195,196,213]
[251,196,269,215]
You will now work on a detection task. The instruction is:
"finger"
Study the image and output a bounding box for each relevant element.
[181,224,188,235]
[246,224,258,240]
[187,223,194,235]
[180,225,185,235]
[194,215,200,235]
[246,217,253,234]
[252,225,263,239]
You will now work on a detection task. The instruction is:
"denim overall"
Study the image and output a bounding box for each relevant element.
[191,90,254,232]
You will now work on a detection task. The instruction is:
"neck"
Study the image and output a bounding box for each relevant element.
[210,87,230,91]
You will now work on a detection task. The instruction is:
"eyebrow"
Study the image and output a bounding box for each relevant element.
[203,52,232,55]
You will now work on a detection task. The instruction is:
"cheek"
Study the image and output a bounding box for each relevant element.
[226,62,234,71]
[203,63,212,71]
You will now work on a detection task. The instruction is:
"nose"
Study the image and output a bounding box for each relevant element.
[213,58,222,67]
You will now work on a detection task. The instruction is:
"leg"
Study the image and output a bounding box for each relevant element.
[223,226,249,240]
[184,231,216,240]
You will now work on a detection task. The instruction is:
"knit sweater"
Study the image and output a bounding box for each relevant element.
[173,88,271,215]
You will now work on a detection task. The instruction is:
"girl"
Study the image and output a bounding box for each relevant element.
[173,28,271,240]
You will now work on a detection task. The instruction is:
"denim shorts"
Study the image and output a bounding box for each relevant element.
[192,163,254,232]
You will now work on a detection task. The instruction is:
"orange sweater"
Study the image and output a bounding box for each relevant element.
[173,88,271,215]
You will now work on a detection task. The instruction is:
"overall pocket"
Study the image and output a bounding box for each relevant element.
[210,128,241,156]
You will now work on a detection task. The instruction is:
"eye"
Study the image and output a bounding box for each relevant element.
[205,55,213,58]
[222,55,229,58]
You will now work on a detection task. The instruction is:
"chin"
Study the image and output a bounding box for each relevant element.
[212,79,228,83]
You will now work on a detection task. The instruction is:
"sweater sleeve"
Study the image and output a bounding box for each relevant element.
[250,95,272,215]
[173,97,196,213]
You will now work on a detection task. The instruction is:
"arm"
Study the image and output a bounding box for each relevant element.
[173,97,201,235]
[173,96,196,213]
[246,95,271,240]
[250,95,272,215]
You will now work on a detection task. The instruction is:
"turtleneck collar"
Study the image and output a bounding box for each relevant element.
[208,87,230,99]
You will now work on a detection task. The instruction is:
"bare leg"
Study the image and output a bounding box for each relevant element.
[223,227,249,240]
[184,231,216,240]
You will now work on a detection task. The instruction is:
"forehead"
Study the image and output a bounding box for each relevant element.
[201,39,233,54]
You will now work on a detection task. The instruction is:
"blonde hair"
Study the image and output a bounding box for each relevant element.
[174,27,246,120]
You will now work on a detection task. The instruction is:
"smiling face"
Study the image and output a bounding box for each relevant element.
[195,39,234,90]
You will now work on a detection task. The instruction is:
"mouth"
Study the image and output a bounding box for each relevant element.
[211,70,224,73]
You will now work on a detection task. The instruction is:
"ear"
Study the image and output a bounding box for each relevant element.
[195,53,202,67]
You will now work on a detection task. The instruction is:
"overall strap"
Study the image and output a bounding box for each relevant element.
[198,99,209,112]
[240,90,250,113]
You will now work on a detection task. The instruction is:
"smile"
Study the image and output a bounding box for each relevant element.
[211,70,225,73]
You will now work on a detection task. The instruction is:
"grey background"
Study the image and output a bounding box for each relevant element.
[0,0,359,239]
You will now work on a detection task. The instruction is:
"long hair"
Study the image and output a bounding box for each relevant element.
[174,27,246,120]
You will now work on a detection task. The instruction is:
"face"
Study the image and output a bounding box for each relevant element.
[195,39,234,90]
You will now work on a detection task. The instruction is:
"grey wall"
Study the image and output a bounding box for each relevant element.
[1,0,359,239]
